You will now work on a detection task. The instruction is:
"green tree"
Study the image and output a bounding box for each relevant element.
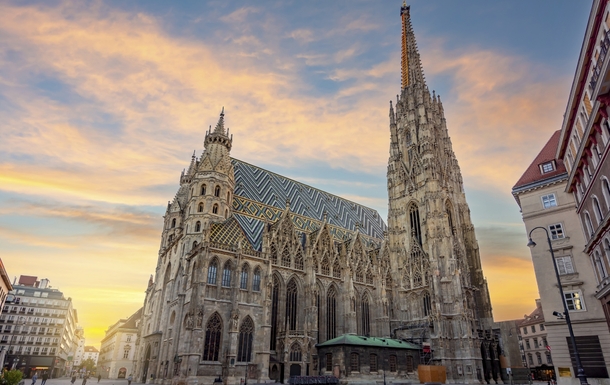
[79,358,97,374]
[1,369,23,385]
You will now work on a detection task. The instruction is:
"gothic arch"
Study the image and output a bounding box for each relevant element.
[321,255,330,275]
[270,273,282,351]
[285,277,300,331]
[295,247,304,270]
[281,245,291,268]
[240,263,250,290]
[207,257,219,285]
[332,258,341,278]
[237,316,254,362]
[270,242,278,265]
[361,292,371,336]
[326,284,339,341]
[408,202,422,245]
[203,312,223,361]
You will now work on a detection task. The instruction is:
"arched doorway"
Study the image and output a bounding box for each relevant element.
[118,368,127,379]
[289,364,301,377]
[141,345,151,383]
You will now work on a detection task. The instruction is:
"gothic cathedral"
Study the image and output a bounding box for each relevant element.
[134,5,497,385]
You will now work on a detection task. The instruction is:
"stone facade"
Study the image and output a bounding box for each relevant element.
[133,4,497,385]
[98,308,141,379]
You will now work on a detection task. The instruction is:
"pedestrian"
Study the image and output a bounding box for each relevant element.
[31,373,38,385]
[41,372,49,385]
[71,374,77,385]
[97,374,101,383]
[127,374,132,385]
[82,374,88,385]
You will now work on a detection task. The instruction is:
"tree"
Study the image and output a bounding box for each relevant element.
[1,370,23,385]
[79,358,97,373]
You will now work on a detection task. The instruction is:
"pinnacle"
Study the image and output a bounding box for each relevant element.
[214,107,226,134]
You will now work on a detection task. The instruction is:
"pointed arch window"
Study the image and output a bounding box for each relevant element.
[413,270,422,288]
[222,261,232,287]
[212,204,219,214]
[270,276,280,350]
[446,201,455,235]
[237,317,254,362]
[270,243,278,265]
[198,203,204,212]
[207,260,217,285]
[423,292,432,316]
[281,246,291,268]
[214,185,221,197]
[409,204,422,245]
[225,209,228,219]
[171,218,176,228]
[355,265,363,283]
[240,265,249,290]
[195,221,201,232]
[361,295,370,336]
[327,287,337,340]
[295,249,304,270]
[286,279,298,331]
[321,257,330,275]
[332,259,341,278]
[203,313,222,361]
[365,268,373,285]
[313,256,319,273]
[584,212,594,236]
[289,343,302,362]
[201,185,206,195]
[252,268,261,291]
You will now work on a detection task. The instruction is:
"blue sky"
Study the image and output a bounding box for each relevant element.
[0,0,592,345]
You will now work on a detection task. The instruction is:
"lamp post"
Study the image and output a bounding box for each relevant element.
[527,226,588,385]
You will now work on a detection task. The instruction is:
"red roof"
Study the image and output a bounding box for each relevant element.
[513,130,566,189]
[18,275,38,287]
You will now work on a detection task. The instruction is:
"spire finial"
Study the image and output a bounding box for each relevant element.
[400,3,425,89]
[214,108,226,134]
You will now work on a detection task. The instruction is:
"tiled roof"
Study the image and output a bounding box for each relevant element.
[316,334,420,350]
[230,158,387,250]
[210,216,255,251]
[517,303,545,327]
[513,130,566,190]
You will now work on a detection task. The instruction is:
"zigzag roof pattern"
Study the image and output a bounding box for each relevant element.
[230,158,387,250]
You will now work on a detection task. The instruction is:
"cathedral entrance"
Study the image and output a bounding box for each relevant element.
[141,345,150,383]
[289,364,301,377]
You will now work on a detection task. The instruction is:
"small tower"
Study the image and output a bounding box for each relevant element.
[183,108,236,248]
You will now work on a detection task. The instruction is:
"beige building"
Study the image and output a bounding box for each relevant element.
[82,346,99,365]
[513,131,610,384]
[72,326,85,367]
[98,309,141,379]
[517,300,554,381]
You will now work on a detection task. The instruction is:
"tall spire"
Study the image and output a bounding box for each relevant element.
[214,107,226,134]
[400,2,425,89]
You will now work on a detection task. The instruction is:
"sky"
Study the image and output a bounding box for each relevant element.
[0,0,593,347]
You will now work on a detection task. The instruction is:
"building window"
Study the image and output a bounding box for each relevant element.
[327,287,337,341]
[423,292,432,316]
[564,291,585,311]
[389,355,397,372]
[534,339,539,348]
[361,295,370,336]
[369,354,378,372]
[252,268,261,292]
[171,218,176,228]
[549,223,565,239]
[215,186,221,197]
[270,276,280,351]
[406,355,415,372]
[409,204,422,245]
[540,324,545,331]
[602,178,610,210]
[528,353,533,366]
[546,352,552,365]
[207,261,217,285]
[198,203,204,212]
[282,247,291,268]
[523,327,528,335]
[541,162,555,173]
[289,343,302,362]
[542,194,557,208]
[555,256,575,275]
[531,325,536,333]
[350,353,360,372]
[525,339,531,349]
[286,279,298,331]
[123,349,129,359]
[237,317,254,362]
[240,266,249,290]
[366,268,373,285]
[195,221,201,232]
[321,257,330,275]
[332,259,341,278]
[295,249,304,270]
[585,212,594,236]
[212,204,219,214]
[201,185,206,195]
[536,352,542,365]
[203,313,222,361]
[221,262,232,287]
[594,197,604,223]
[594,250,609,279]
[326,353,333,372]
[270,243,278,265]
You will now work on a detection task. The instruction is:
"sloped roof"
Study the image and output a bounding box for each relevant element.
[210,216,255,251]
[231,158,387,250]
[513,130,567,190]
[316,334,420,350]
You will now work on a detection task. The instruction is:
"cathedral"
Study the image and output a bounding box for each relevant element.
[134,4,499,385]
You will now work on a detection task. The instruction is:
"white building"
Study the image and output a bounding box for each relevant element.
[98,309,141,379]
[82,346,99,365]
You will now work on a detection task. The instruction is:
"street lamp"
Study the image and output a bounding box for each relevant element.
[527,226,589,385]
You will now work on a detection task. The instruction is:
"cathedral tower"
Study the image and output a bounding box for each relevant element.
[387,4,496,383]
